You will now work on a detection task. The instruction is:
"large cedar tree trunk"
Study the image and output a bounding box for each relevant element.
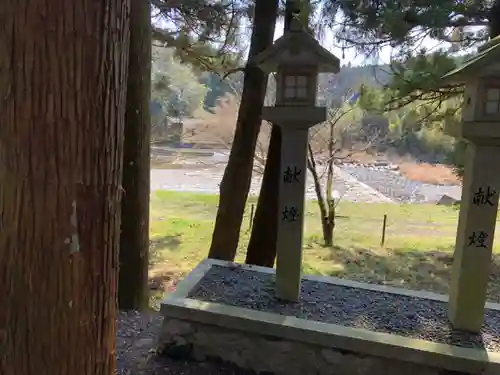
[0,1,129,374]
[118,0,152,311]
[208,0,279,260]
[245,0,302,266]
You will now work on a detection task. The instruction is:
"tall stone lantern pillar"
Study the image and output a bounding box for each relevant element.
[251,19,340,301]
[440,36,500,332]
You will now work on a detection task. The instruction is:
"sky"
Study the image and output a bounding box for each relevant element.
[153,7,480,68]
[272,20,450,67]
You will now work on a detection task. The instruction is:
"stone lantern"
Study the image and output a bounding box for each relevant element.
[440,36,500,332]
[251,19,340,301]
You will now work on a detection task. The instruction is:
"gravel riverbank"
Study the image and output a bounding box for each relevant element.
[150,166,391,203]
[341,165,461,203]
[150,163,461,204]
[151,148,462,203]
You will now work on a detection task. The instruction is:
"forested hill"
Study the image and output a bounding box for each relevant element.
[333,64,392,91]
[151,46,392,115]
[201,63,392,109]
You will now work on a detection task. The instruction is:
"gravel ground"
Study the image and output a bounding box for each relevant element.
[116,311,253,374]
[340,165,461,203]
[188,266,500,352]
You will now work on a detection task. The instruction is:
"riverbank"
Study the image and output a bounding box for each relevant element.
[150,146,462,203]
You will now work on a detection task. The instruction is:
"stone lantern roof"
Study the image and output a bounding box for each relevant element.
[250,19,340,73]
[441,35,500,84]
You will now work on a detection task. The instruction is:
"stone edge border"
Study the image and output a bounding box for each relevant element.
[161,258,500,375]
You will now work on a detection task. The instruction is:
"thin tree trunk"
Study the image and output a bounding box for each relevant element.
[119,0,152,311]
[307,145,334,247]
[208,0,279,260]
[324,119,336,247]
[322,202,335,247]
[0,1,129,374]
[322,219,334,247]
[244,0,304,266]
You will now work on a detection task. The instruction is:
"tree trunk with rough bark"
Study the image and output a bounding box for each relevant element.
[244,0,303,266]
[118,0,151,311]
[489,0,500,38]
[321,204,335,247]
[245,125,281,266]
[0,1,129,374]
[208,0,279,260]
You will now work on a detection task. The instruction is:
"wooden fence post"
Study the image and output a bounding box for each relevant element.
[381,214,387,247]
[248,203,255,232]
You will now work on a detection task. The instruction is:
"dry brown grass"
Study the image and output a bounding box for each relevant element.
[338,150,380,164]
[189,94,270,145]
[335,151,461,187]
[340,151,461,186]
[398,162,461,185]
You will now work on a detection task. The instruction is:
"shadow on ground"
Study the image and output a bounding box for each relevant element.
[147,242,500,308]
[150,234,182,251]
[309,246,500,303]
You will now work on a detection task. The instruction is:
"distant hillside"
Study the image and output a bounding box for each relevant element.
[320,64,392,98]
[200,63,393,110]
[338,64,392,88]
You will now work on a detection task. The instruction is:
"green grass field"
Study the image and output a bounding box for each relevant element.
[149,190,500,305]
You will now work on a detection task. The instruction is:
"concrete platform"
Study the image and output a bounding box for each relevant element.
[159,259,500,375]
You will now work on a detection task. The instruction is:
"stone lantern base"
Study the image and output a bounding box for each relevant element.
[159,259,500,375]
